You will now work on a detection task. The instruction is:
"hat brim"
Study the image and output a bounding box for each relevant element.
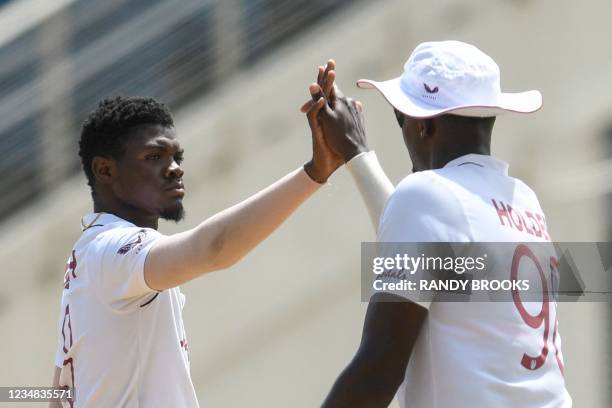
[356,77,542,118]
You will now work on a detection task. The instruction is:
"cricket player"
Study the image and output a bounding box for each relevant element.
[50,95,342,407]
[303,41,572,407]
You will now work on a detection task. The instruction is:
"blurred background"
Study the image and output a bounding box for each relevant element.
[0,0,610,406]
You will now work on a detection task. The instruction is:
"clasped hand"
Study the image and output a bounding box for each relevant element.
[301,59,369,183]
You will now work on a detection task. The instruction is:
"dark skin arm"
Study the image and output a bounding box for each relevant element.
[300,62,425,406]
[322,293,427,408]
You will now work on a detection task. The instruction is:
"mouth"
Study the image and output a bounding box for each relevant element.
[165,182,185,197]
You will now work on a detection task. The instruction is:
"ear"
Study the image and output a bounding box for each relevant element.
[91,156,116,186]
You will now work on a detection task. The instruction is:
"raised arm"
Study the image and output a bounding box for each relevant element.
[301,60,394,229]
[144,97,342,291]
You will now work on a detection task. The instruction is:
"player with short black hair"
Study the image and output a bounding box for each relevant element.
[50,93,341,407]
[78,96,174,195]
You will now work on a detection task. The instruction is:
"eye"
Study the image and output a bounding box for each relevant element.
[146,154,161,161]
[174,154,184,165]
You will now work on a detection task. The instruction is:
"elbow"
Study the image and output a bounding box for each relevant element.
[383,365,406,394]
[192,226,235,272]
[368,354,406,394]
[354,346,406,400]
[322,345,406,407]
[206,236,241,271]
[209,257,238,272]
[202,225,251,271]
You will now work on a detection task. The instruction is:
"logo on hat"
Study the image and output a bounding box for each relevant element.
[423,83,439,94]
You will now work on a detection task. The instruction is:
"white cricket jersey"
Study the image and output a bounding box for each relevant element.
[377,154,572,408]
[54,213,198,407]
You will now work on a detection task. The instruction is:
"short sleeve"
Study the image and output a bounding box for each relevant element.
[93,226,162,309]
[375,172,471,307]
[378,172,472,243]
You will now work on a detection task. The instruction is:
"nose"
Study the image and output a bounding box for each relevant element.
[166,159,184,179]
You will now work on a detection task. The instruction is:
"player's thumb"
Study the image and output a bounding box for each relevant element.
[309,83,324,102]
[308,83,333,115]
[306,96,325,125]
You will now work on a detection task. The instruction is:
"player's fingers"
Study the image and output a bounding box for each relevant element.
[348,98,362,113]
[317,66,324,85]
[322,60,335,83]
[309,83,324,101]
[330,84,338,109]
[310,83,335,117]
[323,70,336,100]
[306,97,325,125]
[300,99,315,113]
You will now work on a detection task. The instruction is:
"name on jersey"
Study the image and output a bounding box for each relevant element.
[491,199,550,240]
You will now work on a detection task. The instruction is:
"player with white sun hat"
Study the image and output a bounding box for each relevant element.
[300,40,570,407]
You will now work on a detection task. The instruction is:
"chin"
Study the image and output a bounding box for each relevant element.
[160,202,185,222]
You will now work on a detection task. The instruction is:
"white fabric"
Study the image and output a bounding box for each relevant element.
[54,213,198,408]
[356,40,542,118]
[345,151,394,229]
[377,154,571,408]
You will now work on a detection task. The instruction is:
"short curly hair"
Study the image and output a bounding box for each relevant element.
[78,96,174,193]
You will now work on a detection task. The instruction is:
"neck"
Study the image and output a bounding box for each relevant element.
[93,196,159,230]
[430,144,490,169]
[428,115,494,169]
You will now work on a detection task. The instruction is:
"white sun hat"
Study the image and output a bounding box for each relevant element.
[356,40,542,118]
